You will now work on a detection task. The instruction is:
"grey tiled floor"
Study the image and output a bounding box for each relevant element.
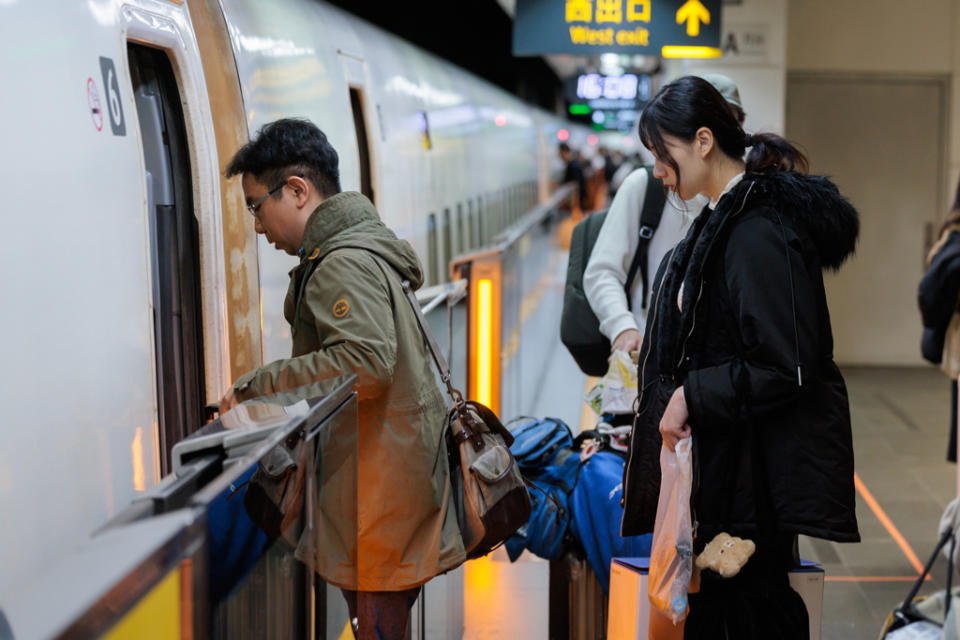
[800,367,957,639]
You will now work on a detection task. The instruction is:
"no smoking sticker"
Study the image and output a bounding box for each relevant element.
[87,77,102,131]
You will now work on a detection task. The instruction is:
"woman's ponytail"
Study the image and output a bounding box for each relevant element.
[745,132,809,175]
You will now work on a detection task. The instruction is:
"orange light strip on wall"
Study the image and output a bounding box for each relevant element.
[477,279,493,407]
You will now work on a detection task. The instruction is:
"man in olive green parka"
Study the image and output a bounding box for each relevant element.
[221,119,464,639]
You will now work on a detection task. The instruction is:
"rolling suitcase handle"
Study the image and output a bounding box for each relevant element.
[892,527,954,629]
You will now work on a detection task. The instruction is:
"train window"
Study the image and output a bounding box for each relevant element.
[442,207,452,276]
[349,87,375,204]
[128,43,206,474]
[456,202,464,254]
[427,213,439,286]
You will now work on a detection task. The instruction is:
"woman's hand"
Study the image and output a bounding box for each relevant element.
[659,386,691,451]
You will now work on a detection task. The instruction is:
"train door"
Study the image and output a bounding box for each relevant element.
[120,4,230,477]
[349,87,375,204]
[128,44,205,475]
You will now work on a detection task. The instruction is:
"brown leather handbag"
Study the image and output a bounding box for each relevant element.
[402,281,531,559]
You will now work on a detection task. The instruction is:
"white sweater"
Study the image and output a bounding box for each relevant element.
[583,168,704,342]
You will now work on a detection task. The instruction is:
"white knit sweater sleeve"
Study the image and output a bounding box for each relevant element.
[583,168,648,343]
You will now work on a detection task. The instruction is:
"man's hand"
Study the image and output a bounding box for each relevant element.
[219,387,240,414]
[659,386,691,451]
[611,328,642,360]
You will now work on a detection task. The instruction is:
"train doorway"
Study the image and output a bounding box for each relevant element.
[128,43,207,474]
[349,87,375,204]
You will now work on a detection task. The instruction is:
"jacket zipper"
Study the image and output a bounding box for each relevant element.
[676,279,706,371]
[620,246,676,534]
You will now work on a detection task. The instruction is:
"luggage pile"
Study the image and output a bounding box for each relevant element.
[504,416,652,593]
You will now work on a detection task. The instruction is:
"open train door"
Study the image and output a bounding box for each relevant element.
[121,3,229,476]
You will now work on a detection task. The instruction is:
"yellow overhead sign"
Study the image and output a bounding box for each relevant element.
[514,0,722,57]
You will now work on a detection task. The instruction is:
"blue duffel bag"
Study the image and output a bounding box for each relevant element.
[507,416,574,473]
[570,450,652,594]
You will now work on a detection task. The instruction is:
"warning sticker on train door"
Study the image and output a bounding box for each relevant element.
[87,78,103,132]
[99,57,126,136]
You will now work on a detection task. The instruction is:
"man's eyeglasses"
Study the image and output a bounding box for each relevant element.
[247,183,285,218]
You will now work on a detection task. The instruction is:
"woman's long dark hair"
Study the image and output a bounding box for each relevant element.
[638,76,808,194]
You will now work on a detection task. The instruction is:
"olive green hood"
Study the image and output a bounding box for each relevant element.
[302,191,424,290]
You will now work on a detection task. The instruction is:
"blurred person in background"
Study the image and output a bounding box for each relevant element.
[559,142,587,210]
[919,177,960,462]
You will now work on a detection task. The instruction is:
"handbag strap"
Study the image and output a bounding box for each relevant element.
[400,280,466,410]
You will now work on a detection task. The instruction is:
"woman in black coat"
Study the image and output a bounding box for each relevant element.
[919,180,960,462]
[620,76,860,638]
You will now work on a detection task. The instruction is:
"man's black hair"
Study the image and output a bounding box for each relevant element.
[226,118,341,198]
[558,142,571,153]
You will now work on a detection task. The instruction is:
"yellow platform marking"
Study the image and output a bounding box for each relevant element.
[105,568,180,639]
[501,252,562,365]
[336,619,354,640]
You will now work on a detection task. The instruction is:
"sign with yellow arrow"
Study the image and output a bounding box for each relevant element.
[513,0,722,57]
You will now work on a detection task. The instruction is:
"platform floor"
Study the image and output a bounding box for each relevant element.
[802,366,955,639]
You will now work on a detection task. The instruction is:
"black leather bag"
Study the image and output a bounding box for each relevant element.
[560,167,665,376]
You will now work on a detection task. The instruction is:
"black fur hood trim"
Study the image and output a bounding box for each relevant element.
[739,172,859,269]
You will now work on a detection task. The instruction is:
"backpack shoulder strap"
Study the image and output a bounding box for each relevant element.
[624,166,666,310]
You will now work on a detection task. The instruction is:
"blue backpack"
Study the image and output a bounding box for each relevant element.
[505,418,581,562]
[507,416,574,473]
[505,448,581,561]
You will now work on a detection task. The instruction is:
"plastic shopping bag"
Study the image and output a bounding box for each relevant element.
[585,350,639,416]
[648,437,694,625]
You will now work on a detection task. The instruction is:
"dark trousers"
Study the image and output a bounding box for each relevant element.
[684,533,809,640]
[340,587,421,640]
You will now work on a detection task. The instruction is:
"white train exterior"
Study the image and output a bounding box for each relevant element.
[0,0,594,598]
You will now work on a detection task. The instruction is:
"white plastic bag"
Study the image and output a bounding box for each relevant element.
[648,437,694,624]
[599,349,639,414]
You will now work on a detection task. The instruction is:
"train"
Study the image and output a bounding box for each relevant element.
[0,0,600,598]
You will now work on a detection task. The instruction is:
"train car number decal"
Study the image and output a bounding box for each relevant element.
[99,57,126,136]
[87,78,103,132]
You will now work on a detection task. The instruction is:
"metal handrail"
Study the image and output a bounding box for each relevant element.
[415,279,468,314]
[448,182,575,275]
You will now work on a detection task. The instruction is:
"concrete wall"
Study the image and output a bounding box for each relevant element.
[784,0,958,365]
